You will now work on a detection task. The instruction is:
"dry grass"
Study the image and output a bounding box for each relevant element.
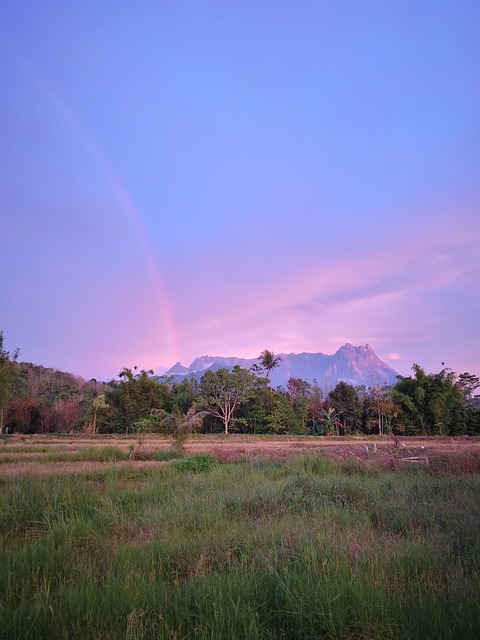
[1,433,479,477]
[0,459,167,477]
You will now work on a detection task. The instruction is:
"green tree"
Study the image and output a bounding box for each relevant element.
[0,331,19,433]
[307,381,324,433]
[106,367,164,432]
[457,372,480,407]
[286,377,310,406]
[198,366,255,434]
[150,405,208,454]
[285,377,311,432]
[91,394,108,434]
[169,375,197,413]
[366,383,399,435]
[320,406,342,436]
[266,393,299,434]
[237,375,272,434]
[258,350,282,390]
[393,365,467,435]
[328,381,361,434]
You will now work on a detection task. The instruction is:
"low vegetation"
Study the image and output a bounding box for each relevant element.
[1,445,479,639]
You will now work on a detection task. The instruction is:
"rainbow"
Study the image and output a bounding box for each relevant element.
[12,51,179,367]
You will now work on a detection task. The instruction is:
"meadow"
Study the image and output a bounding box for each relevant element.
[1,435,479,639]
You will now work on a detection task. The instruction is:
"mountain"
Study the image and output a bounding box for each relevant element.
[163,344,399,392]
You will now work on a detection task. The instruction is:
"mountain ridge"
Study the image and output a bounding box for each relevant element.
[163,344,399,392]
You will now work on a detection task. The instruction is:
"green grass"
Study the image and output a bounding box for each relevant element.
[0,454,479,638]
[0,446,184,465]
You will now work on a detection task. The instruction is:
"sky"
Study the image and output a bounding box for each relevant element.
[1,1,479,381]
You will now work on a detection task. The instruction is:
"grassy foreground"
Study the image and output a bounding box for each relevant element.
[1,453,479,639]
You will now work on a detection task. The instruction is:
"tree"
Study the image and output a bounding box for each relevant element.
[106,367,164,432]
[149,405,208,454]
[239,385,273,434]
[266,393,299,434]
[4,397,42,433]
[286,377,310,406]
[393,365,467,435]
[0,331,19,433]
[367,383,399,435]
[307,381,324,433]
[285,377,311,432]
[198,366,255,434]
[91,394,108,434]
[328,382,361,434]
[168,375,197,413]
[457,372,480,407]
[257,350,282,390]
[320,406,342,436]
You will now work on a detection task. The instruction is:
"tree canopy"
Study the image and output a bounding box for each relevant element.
[198,366,255,434]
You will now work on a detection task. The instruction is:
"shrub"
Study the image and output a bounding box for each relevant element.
[172,454,217,473]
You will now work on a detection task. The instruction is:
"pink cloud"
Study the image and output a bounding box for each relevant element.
[387,352,403,361]
[169,209,480,377]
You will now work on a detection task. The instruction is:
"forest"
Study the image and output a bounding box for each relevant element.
[1,333,479,437]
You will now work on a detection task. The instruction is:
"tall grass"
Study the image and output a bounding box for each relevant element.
[0,446,182,465]
[0,454,479,638]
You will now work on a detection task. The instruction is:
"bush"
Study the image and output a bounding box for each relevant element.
[172,454,217,473]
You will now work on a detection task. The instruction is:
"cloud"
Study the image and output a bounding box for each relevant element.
[387,352,403,361]
[171,208,480,378]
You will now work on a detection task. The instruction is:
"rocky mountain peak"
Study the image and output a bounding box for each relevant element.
[164,345,398,392]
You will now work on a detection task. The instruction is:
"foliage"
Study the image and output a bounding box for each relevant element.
[149,405,208,454]
[319,406,342,435]
[393,365,468,435]
[90,394,108,435]
[172,453,217,473]
[457,372,480,407]
[105,367,165,432]
[4,397,42,434]
[266,393,300,434]
[198,366,256,433]
[307,381,323,432]
[168,375,197,413]
[327,381,362,434]
[0,331,20,433]
[237,384,274,434]
[257,349,282,388]
[362,383,399,435]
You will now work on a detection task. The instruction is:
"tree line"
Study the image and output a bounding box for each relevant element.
[1,335,479,436]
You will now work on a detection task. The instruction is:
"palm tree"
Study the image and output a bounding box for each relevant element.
[152,405,208,454]
[258,349,282,390]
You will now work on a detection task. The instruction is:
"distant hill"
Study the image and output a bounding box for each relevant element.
[163,344,399,392]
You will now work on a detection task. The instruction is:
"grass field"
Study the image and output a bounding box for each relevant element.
[1,435,479,639]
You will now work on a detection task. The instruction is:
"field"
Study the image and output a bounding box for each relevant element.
[1,434,480,639]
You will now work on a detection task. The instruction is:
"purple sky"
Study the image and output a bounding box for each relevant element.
[1,1,479,381]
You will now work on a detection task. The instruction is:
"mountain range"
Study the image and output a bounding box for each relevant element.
[163,344,399,392]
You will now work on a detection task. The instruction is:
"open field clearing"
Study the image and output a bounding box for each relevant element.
[1,436,480,639]
[1,434,480,477]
